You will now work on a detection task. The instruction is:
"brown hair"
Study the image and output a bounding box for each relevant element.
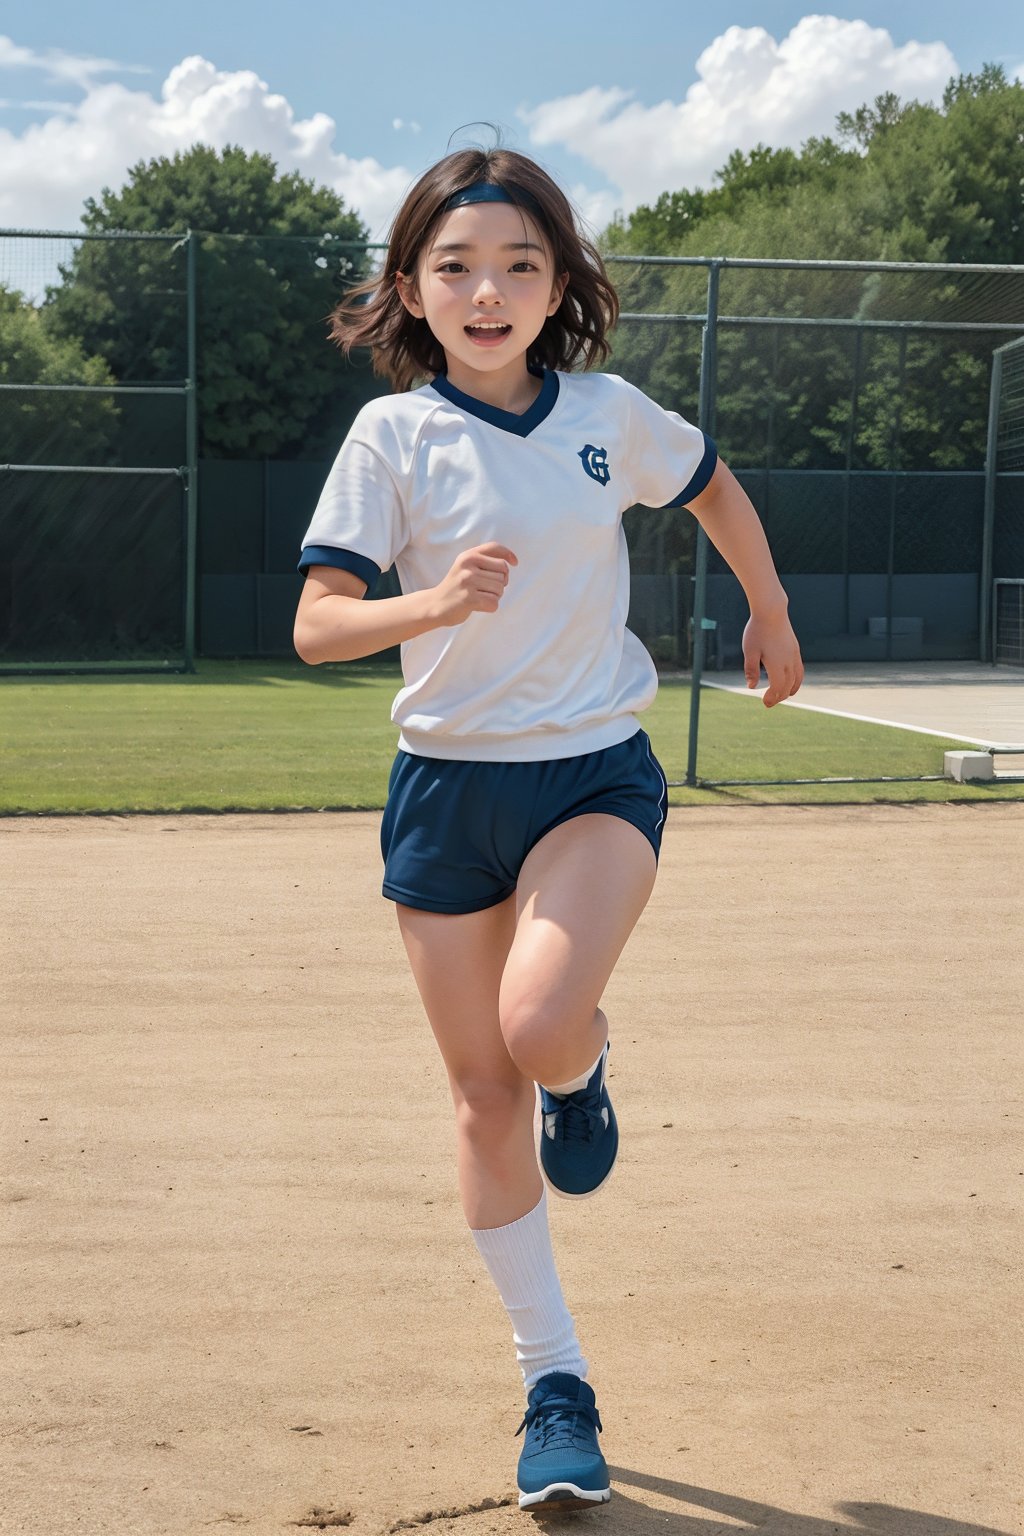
[328,148,619,392]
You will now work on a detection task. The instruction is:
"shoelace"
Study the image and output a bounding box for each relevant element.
[515,1398,603,1446]
[543,1089,605,1146]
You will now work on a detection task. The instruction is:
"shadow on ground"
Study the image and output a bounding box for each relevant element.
[373,1470,1018,1536]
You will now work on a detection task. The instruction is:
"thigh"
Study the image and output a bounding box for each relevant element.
[396,896,525,1098]
[500,813,658,1039]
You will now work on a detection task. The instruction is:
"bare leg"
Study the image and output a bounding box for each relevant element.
[396,815,656,1219]
[499,814,657,1087]
[396,896,541,1229]
[397,897,589,1390]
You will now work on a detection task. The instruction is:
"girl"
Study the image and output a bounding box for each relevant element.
[293,146,803,1511]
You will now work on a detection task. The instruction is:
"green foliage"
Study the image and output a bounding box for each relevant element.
[0,284,119,463]
[603,66,1024,473]
[43,145,382,459]
[611,66,1024,266]
[835,90,908,149]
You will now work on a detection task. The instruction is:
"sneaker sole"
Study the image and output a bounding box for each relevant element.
[519,1482,611,1510]
[533,1087,618,1202]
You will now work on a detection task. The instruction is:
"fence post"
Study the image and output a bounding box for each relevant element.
[980,347,1003,663]
[842,328,863,635]
[183,228,199,672]
[883,331,908,663]
[686,260,721,787]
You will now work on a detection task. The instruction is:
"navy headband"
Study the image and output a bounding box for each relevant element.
[443,180,543,217]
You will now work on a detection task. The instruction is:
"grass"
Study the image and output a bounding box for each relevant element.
[1,659,1021,813]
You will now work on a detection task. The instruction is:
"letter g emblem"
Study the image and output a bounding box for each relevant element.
[578,444,610,485]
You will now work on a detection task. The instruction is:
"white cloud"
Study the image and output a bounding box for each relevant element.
[0,33,151,89]
[567,182,621,242]
[0,47,414,242]
[0,18,967,264]
[0,98,76,112]
[519,16,959,212]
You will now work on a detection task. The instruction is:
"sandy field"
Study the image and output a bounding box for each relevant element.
[2,806,1021,1536]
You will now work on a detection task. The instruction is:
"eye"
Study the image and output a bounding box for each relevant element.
[511,261,537,273]
[437,262,466,274]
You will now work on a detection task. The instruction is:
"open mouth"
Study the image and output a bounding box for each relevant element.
[465,323,512,341]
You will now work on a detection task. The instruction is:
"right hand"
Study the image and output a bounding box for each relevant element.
[430,543,518,627]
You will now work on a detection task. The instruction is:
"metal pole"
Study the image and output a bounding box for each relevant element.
[183,229,199,673]
[764,324,778,529]
[980,348,1003,663]
[259,457,272,656]
[842,328,862,635]
[686,261,721,787]
[885,332,907,663]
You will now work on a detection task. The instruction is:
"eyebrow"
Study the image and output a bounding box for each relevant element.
[431,241,545,255]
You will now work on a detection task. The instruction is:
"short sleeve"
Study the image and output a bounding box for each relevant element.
[623,382,718,509]
[298,434,408,580]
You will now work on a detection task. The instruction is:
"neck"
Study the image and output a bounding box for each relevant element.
[443,359,543,416]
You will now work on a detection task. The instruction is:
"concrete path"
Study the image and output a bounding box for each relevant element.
[708,661,1024,749]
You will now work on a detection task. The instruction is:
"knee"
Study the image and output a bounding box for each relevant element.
[500,998,556,1080]
[500,994,599,1083]
[451,1075,533,1144]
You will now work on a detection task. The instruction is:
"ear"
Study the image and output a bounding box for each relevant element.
[395,270,424,319]
[547,270,569,316]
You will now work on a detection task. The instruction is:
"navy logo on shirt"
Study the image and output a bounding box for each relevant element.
[578,444,610,485]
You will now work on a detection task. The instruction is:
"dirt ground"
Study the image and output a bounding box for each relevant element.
[2,806,1021,1536]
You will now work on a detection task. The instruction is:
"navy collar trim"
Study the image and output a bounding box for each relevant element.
[428,366,559,438]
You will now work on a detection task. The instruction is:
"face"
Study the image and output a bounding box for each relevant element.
[396,200,568,394]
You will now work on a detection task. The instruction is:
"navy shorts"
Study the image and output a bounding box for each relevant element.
[380,728,668,915]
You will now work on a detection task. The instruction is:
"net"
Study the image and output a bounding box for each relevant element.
[1,232,190,671]
[0,466,185,665]
[607,256,1024,683]
[993,580,1024,666]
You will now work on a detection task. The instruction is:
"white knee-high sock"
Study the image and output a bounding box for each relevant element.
[471,1191,587,1389]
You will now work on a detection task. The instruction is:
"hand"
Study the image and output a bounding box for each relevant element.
[742,610,804,707]
[430,543,518,627]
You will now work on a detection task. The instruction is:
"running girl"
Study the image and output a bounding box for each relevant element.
[294,146,803,1511]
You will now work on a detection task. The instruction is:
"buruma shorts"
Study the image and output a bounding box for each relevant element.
[380,727,668,915]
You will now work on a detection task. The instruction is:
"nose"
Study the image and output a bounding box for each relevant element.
[473,274,504,306]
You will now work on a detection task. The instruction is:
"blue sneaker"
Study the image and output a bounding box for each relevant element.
[515,1372,610,1510]
[537,1043,618,1199]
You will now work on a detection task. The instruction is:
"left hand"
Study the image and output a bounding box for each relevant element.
[742,610,804,707]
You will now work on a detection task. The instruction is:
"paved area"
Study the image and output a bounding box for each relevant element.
[708,661,1024,749]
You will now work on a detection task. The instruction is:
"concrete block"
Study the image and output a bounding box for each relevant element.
[944,751,994,782]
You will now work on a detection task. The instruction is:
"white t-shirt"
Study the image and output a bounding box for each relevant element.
[299,367,716,761]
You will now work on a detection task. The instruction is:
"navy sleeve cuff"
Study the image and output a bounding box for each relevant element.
[661,433,718,508]
[297,546,382,590]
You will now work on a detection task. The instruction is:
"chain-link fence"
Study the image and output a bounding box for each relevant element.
[3,234,1024,778]
[986,335,1024,664]
[605,254,1024,778]
[1,232,191,669]
[0,228,378,671]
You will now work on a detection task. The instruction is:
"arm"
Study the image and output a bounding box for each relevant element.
[685,459,804,706]
[293,543,518,665]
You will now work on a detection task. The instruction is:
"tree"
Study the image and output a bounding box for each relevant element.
[609,68,1023,268]
[0,285,118,464]
[44,145,382,459]
[601,67,1024,473]
[854,66,1024,264]
[835,90,908,149]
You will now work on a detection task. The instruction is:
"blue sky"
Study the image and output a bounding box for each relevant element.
[1,1,1021,240]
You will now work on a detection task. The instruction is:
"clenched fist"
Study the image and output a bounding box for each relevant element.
[429,543,518,627]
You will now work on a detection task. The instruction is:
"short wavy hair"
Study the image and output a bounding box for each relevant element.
[328,148,619,392]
